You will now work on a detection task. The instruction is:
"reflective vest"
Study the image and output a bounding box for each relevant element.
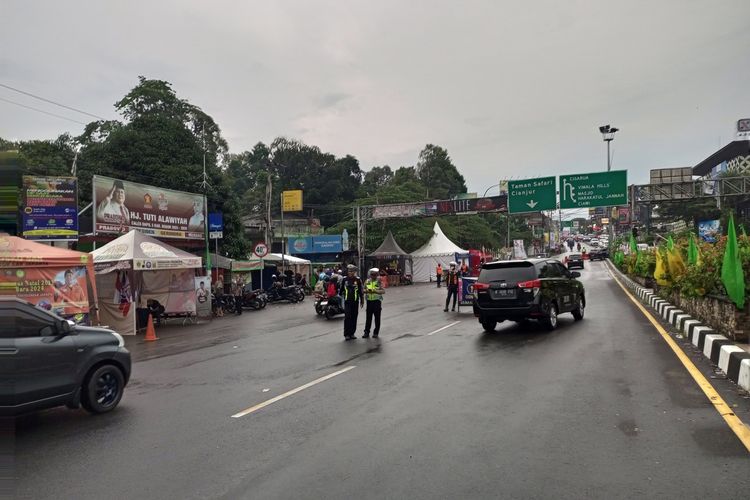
[365,279,382,301]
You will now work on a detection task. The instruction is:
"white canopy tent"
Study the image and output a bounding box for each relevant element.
[91,230,202,335]
[263,253,312,282]
[410,222,469,282]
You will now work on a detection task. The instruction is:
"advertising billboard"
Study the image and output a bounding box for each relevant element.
[21,176,78,241]
[282,190,303,212]
[289,235,343,254]
[435,195,507,215]
[312,235,342,253]
[1,266,90,323]
[93,176,205,239]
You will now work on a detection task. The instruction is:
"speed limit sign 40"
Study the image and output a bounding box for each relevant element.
[253,241,269,258]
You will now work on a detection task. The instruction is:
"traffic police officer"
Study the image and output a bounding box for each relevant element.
[444,261,460,312]
[340,264,364,340]
[363,268,385,338]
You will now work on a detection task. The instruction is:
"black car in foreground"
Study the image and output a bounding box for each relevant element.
[472,259,585,332]
[565,253,584,269]
[0,298,131,417]
[589,248,609,261]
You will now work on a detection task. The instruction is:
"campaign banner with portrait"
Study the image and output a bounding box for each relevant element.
[21,176,78,241]
[0,266,90,323]
[93,175,205,239]
[194,276,211,317]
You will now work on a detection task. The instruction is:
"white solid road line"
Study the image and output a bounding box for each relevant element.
[231,365,356,418]
[427,321,461,336]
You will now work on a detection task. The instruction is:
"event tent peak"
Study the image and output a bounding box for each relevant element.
[91,230,202,269]
[369,231,409,257]
[410,222,467,257]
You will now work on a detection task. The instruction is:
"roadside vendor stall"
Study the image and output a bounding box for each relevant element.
[366,231,413,286]
[91,230,202,335]
[0,234,98,325]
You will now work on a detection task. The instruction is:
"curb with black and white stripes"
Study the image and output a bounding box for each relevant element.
[606,260,750,393]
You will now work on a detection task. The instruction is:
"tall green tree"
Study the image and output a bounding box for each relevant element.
[415,144,467,200]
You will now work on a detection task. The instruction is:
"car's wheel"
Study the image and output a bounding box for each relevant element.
[572,295,585,321]
[81,364,125,414]
[541,302,558,331]
[481,320,497,332]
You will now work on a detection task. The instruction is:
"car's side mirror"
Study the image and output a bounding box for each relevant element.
[59,320,73,335]
[570,271,581,279]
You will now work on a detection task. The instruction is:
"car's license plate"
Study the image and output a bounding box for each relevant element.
[491,289,516,299]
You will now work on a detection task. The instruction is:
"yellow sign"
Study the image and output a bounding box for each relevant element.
[282,190,303,212]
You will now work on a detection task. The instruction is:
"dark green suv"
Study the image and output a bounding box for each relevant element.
[472,259,585,332]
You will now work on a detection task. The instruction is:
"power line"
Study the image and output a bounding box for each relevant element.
[0,83,107,120]
[0,96,88,125]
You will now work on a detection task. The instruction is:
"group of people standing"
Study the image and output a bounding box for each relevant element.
[335,265,386,340]
[212,275,245,316]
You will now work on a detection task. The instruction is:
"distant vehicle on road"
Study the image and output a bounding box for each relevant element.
[565,253,584,269]
[590,239,600,247]
[473,259,585,332]
[589,249,609,261]
[582,236,591,242]
[0,298,131,417]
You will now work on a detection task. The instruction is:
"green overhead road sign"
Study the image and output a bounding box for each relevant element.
[559,170,627,209]
[508,176,557,214]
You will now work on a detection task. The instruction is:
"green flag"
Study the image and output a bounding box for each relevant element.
[721,214,745,309]
[667,235,675,251]
[629,234,638,254]
[741,225,748,238]
[687,233,700,266]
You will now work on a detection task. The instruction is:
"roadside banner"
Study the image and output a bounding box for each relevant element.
[93,175,205,239]
[458,277,478,307]
[21,176,78,241]
[0,266,90,323]
[194,276,211,317]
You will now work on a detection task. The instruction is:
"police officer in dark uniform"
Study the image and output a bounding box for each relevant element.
[340,264,364,340]
[444,261,460,312]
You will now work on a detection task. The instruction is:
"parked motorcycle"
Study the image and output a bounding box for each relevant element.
[242,289,267,310]
[267,284,300,303]
[212,293,235,315]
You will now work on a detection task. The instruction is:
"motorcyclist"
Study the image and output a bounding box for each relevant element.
[327,275,341,309]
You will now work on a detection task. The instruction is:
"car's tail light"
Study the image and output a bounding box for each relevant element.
[517,279,542,289]
[474,282,490,291]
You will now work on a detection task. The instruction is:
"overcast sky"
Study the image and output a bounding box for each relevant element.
[2,0,749,193]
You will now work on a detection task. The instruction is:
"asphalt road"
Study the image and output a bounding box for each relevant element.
[11,260,750,499]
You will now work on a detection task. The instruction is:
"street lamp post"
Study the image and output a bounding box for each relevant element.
[599,125,619,242]
[599,124,619,172]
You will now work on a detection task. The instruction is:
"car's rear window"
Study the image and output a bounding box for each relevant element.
[569,253,582,258]
[479,262,537,283]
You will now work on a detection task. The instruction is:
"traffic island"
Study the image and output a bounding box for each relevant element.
[606,260,750,393]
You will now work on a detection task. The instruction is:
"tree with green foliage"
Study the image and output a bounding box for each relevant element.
[415,144,467,200]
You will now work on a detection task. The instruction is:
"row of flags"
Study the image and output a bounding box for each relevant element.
[618,214,746,309]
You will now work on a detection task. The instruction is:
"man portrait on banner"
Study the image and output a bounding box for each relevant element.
[97,179,131,230]
[188,199,205,233]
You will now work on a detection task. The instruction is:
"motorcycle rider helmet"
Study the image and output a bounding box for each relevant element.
[369,268,379,275]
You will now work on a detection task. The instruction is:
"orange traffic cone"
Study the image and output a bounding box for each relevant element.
[144,313,158,341]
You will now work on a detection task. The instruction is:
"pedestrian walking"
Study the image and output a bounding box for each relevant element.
[340,264,364,340]
[444,261,460,312]
[363,268,385,339]
[436,263,443,288]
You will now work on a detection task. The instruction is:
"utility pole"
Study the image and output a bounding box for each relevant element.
[599,125,620,242]
[356,205,362,271]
